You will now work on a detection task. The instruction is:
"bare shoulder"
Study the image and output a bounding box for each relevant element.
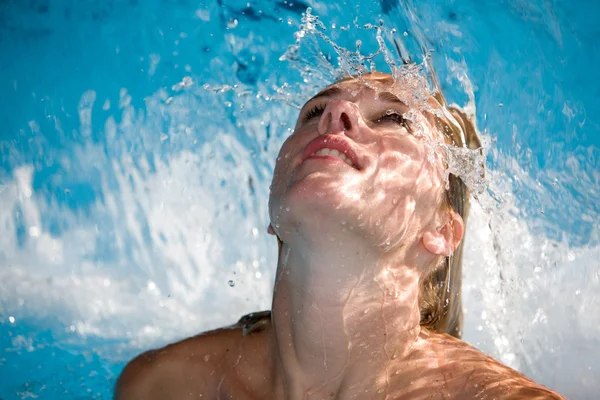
[422,331,566,400]
[114,311,273,400]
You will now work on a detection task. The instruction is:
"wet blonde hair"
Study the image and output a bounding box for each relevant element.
[335,72,483,339]
[420,93,482,339]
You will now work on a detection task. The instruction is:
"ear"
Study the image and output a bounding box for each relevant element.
[422,211,464,257]
[268,224,284,253]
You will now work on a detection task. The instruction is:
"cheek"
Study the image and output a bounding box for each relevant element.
[367,142,444,230]
[376,136,445,193]
[269,139,294,198]
[268,133,309,216]
[373,141,424,191]
[271,134,299,179]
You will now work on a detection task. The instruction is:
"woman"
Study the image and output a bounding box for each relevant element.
[115,72,564,399]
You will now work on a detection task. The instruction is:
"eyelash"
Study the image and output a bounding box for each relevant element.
[304,104,326,121]
[303,105,410,131]
[376,111,411,130]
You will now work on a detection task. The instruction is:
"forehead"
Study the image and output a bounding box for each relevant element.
[321,77,390,97]
[306,75,427,109]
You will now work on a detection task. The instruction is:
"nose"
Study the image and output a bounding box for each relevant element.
[317,100,360,138]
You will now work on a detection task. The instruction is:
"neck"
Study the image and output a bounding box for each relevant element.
[269,238,423,400]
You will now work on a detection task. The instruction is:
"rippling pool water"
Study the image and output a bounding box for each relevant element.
[1,0,598,398]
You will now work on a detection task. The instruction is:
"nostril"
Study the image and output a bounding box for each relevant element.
[341,113,352,131]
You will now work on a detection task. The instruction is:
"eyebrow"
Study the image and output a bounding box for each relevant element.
[306,86,343,104]
[377,91,408,108]
[301,87,409,116]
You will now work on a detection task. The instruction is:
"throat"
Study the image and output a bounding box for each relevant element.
[269,245,422,399]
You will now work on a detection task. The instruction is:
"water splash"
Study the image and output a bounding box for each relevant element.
[277,8,488,196]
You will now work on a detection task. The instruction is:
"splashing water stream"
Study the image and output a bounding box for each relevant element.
[0,0,599,398]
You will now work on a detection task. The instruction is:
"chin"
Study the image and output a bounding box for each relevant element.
[294,169,356,203]
[276,178,362,235]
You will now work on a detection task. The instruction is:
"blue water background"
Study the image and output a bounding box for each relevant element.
[1,0,599,398]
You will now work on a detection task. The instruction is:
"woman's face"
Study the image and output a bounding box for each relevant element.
[269,77,452,255]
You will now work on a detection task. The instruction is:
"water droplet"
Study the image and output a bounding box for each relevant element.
[228,280,235,287]
[227,18,238,29]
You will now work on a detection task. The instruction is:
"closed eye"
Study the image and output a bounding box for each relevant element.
[375,111,411,130]
[303,104,326,122]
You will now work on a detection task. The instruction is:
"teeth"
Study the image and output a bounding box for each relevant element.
[312,147,354,167]
[340,154,352,166]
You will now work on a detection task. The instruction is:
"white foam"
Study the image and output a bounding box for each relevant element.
[0,87,289,352]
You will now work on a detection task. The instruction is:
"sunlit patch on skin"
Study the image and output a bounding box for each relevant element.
[405,199,416,213]
[340,188,361,201]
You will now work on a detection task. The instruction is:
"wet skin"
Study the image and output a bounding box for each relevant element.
[115,77,565,400]
[115,316,563,399]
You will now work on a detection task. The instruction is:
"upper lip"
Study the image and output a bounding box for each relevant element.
[301,135,360,169]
